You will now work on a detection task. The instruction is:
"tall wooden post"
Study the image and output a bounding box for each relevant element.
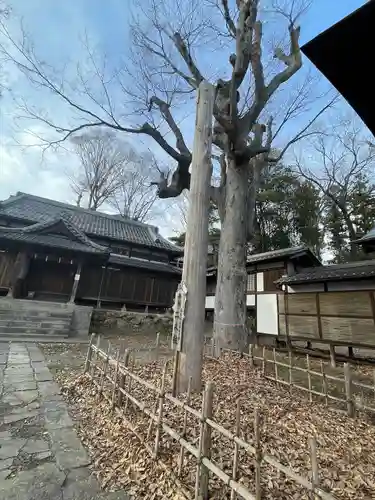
[69,261,82,303]
[178,81,215,392]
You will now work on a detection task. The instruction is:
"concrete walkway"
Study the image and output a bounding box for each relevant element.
[0,342,128,500]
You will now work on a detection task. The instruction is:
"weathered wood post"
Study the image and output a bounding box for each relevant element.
[177,81,215,392]
[69,261,83,303]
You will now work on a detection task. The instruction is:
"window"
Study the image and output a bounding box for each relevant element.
[247,273,256,292]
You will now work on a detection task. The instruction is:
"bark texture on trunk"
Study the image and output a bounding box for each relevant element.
[213,157,248,353]
[178,81,214,392]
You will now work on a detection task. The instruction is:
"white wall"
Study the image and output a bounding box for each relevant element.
[256,272,264,292]
[205,293,255,309]
[246,294,255,306]
[205,296,215,309]
[257,293,278,335]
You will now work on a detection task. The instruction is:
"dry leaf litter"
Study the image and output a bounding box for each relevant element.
[56,351,375,500]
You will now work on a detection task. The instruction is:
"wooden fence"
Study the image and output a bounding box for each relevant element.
[84,334,339,500]
[205,340,375,419]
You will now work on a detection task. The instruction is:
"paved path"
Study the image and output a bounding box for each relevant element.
[0,342,128,500]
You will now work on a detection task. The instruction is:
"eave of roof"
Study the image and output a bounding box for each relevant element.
[301,1,375,135]
[206,246,320,276]
[277,260,375,285]
[109,253,181,275]
[353,227,375,244]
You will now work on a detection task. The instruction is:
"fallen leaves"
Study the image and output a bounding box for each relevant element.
[56,352,375,500]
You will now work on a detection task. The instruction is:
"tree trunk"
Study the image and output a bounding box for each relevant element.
[178,81,215,392]
[213,156,248,353]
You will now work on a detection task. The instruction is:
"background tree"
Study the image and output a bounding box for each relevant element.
[296,116,375,262]
[70,132,124,211]
[108,149,159,222]
[252,162,324,256]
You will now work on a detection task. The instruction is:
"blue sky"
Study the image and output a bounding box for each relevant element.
[0,0,368,236]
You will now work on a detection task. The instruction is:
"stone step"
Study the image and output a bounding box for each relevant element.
[0,310,73,320]
[0,335,88,343]
[0,320,71,329]
[0,318,71,327]
[0,298,73,311]
[0,326,70,335]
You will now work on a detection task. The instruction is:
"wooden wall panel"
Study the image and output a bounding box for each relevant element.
[319,291,373,317]
[277,294,285,314]
[284,314,319,338]
[278,314,286,336]
[322,317,375,344]
[263,268,285,292]
[0,252,16,288]
[286,293,317,315]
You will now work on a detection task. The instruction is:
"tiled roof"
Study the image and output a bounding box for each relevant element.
[246,246,319,265]
[0,227,108,255]
[353,226,375,244]
[277,260,375,285]
[0,193,182,254]
[109,254,181,275]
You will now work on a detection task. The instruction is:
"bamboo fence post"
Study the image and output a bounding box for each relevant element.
[199,381,214,500]
[90,335,101,382]
[329,344,336,368]
[194,388,206,500]
[111,348,121,411]
[98,341,110,400]
[306,354,312,403]
[155,332,160,362]
[249,344,254,368]
[147,359,168,442]
[288,349,293,392]
[309,436,319,500]
[273,348,278,384]
[154,363,168,458]
[172,349,180,397]
[118,348,130,407]
[84,333,95,373]
[321,360,328,407]
[254,409,262,500]
[124,350,134,414]
[262,347,266,376]
[211,337,215,357]
[230,398,241,500]
[344,363,355,417]
[178,376,192,477]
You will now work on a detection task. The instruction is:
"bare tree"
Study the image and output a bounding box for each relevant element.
[0,0,334,351]
[108,149,159,222]
[295,115,375,259]
[69,132,124,210]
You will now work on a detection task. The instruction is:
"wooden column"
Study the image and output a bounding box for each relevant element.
[69,261,82,303]
[178,81,215,392]
[7,252,31,299]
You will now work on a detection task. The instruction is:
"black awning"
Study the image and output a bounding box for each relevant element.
[301,1,375,136]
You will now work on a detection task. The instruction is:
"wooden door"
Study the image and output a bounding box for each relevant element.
[26,259,75,298]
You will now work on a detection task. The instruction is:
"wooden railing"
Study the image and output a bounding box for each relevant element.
[84,335,339,500]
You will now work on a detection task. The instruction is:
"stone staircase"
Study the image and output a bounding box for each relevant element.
[0,299,74,342]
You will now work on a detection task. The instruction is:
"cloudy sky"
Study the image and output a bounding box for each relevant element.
[0,0,367,238]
